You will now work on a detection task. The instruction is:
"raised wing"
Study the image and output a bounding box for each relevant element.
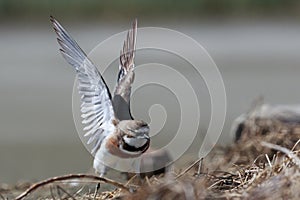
[113,19,137,120]
[50,16,115,154]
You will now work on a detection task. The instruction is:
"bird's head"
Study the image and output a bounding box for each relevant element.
[114,119,150,152]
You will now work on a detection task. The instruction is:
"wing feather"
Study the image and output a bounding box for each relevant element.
[113,19,137,120]
[118,19,137,82]
[50,16,115,154]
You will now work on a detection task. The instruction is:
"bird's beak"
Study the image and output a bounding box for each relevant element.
[143,135,150,139]
[137,134,150,139]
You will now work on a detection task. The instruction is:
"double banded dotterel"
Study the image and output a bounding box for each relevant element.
[231,100,300,142]
[50,16,150,176]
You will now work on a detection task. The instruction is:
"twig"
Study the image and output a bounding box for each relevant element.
[56,185,77,200]
[196,157,203,176]
[15,174,130,200]
[252,154,265,166]
[50,186,56,200]
[125,174,137,186]
[56,185,62,200]
[93,183,100,200]
[207,179,224,190]
[291,139,300,152]
[261,141,300,168]
[265,154,272,168]
[73,186,85,197]
[145,176,151,187]
[175,158,202,179]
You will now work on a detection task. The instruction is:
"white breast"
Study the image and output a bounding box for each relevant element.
[94,144,141,174]
[123,136,148,148]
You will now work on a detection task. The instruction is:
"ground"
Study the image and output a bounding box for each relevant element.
[2,120,300,199]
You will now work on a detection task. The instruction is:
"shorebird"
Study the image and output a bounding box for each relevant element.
[231,98,300,142]
[50,16,150,176]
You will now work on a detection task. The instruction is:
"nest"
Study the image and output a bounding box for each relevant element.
[4,119,300,199]
[125,126,300,200]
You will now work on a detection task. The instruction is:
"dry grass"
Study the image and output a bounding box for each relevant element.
[2,119,300,199]
[124,133,300,200]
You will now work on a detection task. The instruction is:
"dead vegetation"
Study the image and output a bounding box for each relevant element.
[2,119,300,199]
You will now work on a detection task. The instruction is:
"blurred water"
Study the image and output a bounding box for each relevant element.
[1,19,300,183]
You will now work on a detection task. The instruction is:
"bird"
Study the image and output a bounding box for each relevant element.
[231,97,300,142]
[50,16,150,177]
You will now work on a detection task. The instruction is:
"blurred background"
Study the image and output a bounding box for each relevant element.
[1,0,300,183]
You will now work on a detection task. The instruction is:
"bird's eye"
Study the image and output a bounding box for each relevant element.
[125,134,134,138]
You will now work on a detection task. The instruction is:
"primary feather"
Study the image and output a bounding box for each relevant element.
[50,16,115,154]
[113,19,137,120]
